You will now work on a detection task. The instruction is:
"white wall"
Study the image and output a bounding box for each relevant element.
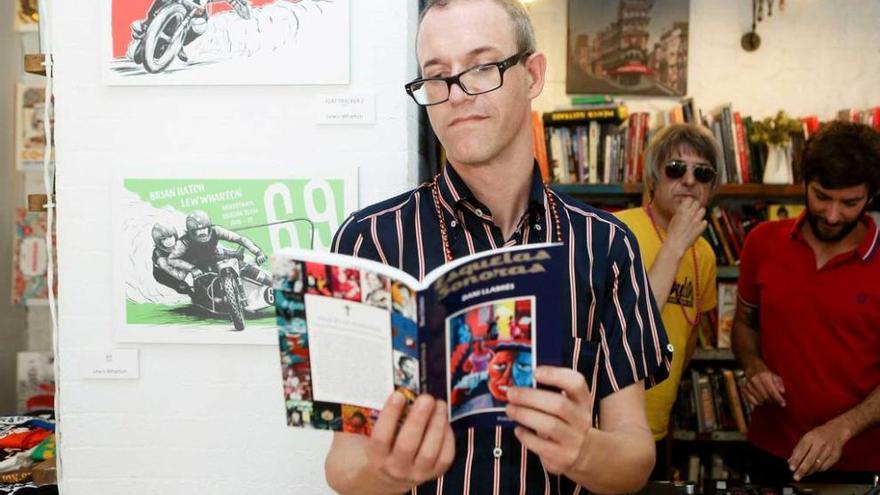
[530,0,880,120]
[53,2,418,494]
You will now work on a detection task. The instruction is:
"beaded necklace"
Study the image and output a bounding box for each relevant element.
[430,174,562,263]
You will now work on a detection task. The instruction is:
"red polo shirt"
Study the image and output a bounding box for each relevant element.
[738,213,880,471]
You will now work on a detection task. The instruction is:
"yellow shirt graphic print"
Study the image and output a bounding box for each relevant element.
[614,207,717,440]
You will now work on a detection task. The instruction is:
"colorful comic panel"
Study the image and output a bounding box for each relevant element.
[287,400,313,428]
[392,350,419,394]
[311,402,342,431]
[341,404,375,436]
[391,313,418,358]
[330,266,361,302]
[360,270,391,309]
[305,262,332,297]
[390,281,417,321]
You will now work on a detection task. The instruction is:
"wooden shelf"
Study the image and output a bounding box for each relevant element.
[24,54,46,76]
[550,182,643,196]
[691,348,736,361]
[716,183,802,198]
[672,430,746,442]
[717,265,739,278]
[549,182,803,199]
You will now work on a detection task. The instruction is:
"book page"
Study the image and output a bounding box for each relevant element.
[306,294,393,410]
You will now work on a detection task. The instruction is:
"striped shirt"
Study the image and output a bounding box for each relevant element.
[332,163,672,495]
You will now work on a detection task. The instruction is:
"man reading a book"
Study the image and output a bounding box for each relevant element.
[613,123,720,478]
[324,0,672,493]
[733,121,880,483]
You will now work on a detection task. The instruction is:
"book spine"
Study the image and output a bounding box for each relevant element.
[733,112,751,183]
[543,106,628,126]
[588,121,600,184]
[711,207,736,265]
[721,106,741,184]
[722,369,748,433]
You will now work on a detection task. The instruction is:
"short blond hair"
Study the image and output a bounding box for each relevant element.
[418,0,537,54]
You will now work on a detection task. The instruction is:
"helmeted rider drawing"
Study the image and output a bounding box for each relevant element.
[125,0,252,63]
[151,222,192,295]
[168,210,271,289]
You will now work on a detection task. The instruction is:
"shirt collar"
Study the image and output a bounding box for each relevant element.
[789,210,880,262]
[436,161,547,220]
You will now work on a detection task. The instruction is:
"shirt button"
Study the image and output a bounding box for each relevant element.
[667,344,674,353]
[492,447,503,458]
[534,224,542,231]
[475,209,484,218]
[449,219,458,228]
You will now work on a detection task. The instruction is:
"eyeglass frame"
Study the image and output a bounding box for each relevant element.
[404,50,533,107]
[664,158,717,184]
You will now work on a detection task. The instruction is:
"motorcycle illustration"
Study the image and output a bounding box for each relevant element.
[190,247,273,331]
[130,0,253,74]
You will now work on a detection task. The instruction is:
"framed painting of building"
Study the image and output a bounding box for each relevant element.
[567,0,690,96]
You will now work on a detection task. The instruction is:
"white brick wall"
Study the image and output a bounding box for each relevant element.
[53,1,417,494]
[52,1,879,493]
[530,0,880,118]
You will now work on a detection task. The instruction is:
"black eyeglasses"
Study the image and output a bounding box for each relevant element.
[664,159,717,184]
[404,50,532,107]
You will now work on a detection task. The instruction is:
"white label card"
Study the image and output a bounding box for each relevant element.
[317,94,376,125]
[79,349,140,380]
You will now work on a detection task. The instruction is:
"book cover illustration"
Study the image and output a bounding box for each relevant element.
[15,84,54,172]
[104,0,349,85]
[446,297,535,422]
[273,244,567,433]
[12,208,56,306]
[114,175,355,344]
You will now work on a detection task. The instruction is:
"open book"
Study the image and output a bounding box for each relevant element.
[272,243,566,435]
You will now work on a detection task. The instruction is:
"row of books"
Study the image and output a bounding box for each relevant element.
[702,203,804,267]
[674,368,752,435]
[536,99,880,187]
[537,104,648,185]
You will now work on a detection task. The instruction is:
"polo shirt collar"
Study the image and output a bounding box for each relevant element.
[789,210,880,262]
[436,161,547,222]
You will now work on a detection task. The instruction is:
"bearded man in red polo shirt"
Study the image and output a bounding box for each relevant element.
[733,121,880,485]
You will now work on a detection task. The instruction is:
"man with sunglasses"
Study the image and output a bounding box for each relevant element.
[324,0,672,494]
[614,124,720,478]
[733,122,880,484]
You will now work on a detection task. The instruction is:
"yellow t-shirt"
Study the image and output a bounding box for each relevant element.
[614,207,717,440]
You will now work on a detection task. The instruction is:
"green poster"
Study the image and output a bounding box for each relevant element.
[117,176,356,344]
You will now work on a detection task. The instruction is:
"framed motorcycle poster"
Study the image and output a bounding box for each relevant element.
[113,167,357,344]
[102,0,350,85]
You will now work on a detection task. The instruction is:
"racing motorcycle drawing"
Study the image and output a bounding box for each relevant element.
[128,0,253,74]
[190,247,273,331]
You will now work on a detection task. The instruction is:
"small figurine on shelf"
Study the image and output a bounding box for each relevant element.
[748,110,803,184]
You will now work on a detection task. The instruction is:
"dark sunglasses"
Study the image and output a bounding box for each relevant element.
[664,159,717,184]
